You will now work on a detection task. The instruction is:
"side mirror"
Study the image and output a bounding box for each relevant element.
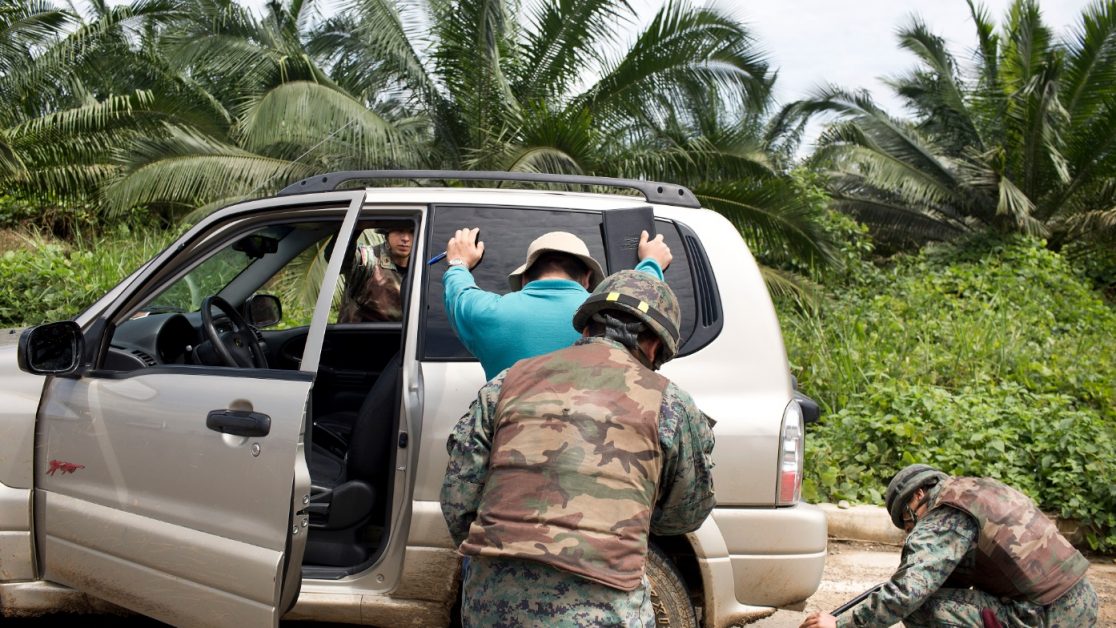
[245,294,282,328]
[789,375,822,425]
[795,391,821,425]
[18,321,84,376]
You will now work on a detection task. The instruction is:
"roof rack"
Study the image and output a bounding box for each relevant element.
[276,170,701,208]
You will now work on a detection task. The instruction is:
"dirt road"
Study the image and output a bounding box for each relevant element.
[743,541,1116,627]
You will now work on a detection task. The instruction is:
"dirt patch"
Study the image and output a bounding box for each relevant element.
[744,541,1116,626]
[1088,557,1116,626]
[0,229,31,252]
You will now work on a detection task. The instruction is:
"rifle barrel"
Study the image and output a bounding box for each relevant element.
[832,583,885,616]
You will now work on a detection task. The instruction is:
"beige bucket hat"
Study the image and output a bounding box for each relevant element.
[507,231,605,291]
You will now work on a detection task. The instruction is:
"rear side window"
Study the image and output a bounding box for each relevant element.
[420,205,720,360]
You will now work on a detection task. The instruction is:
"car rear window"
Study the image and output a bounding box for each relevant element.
[420,204,719,361]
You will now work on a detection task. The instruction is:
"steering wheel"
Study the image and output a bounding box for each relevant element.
[200,295,269,368]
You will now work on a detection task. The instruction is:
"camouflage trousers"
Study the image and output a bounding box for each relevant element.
[460,555,655,627]
[904,577,1098,628]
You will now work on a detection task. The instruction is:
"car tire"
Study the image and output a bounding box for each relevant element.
[648,544,697,628]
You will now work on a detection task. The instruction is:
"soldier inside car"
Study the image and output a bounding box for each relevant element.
[338,222,414,322]
[440,270,715,626]
[801,464,1098,628]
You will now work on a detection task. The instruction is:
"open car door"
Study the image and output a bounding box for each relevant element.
[31,195,363,626]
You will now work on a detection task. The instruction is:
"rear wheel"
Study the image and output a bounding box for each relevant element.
[647,544,697,628]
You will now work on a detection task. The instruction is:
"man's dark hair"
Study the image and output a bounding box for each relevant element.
[524,252,589,283]
[584,310,662,366]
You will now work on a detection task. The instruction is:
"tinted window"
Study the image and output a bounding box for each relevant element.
[420,205,710,360]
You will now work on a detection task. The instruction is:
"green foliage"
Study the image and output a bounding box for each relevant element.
[786,236,1116,416]
[803,381,1116,551]
[0,229,175,326]
[789,0,1116,253]
[1063,239,1116,301]
[783,235,1116,550]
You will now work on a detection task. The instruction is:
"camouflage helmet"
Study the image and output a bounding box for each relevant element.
[573,270,682,364]
[885,464,949,529]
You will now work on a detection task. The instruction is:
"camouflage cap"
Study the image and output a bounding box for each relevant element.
[885,464,949,529]
[573,270,682,363]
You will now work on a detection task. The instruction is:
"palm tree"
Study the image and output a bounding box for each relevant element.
[98,0,426,219]
[306,0,837,276]
[1,0,190,205]
[1,0,72,183]
[789,0,1116,251]
[16,0,836,281]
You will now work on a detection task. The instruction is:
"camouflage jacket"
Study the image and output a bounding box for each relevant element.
[839,503,979,628]
[441,337,715,590]
[338,243,405,322]
[931,476,1088,605]
[839,480,1088,628]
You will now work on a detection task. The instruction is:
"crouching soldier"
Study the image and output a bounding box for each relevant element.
[441,270,715,626]
[802,464,1098,628]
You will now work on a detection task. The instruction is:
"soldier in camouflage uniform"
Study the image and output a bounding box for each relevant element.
[441,270,716,626]
[338,224,412,322]
[801,464,1098,628]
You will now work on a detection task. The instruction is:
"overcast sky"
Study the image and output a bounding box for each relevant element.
[242,0,1092,108]
[239,0,1093,144]
[724,0,1093,149]
[733,0,1092,109]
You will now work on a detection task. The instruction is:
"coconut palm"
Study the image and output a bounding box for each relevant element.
[790,0,1116,251]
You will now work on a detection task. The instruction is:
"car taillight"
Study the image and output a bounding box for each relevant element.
[777,400,804,505]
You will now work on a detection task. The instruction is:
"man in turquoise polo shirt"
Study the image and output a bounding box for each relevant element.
[442,228,671,380]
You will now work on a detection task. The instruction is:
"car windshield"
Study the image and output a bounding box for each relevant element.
[143,226,291,314]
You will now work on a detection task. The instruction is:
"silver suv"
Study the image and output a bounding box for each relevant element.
[0,171,826,627]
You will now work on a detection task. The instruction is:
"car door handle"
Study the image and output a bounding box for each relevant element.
[206,409,271,437]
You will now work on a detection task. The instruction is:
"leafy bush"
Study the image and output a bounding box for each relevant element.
[1063,239,1116,303]
[782,235,1116,550]
[0,193,166,239]
[802,381,1116,550]
[784,236,1116,420]
[0,229,176,326]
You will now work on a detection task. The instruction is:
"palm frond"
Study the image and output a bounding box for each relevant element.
[0,0,73,76]
[104,125,315,213]
[759,265,823,309]
[996,173,1046,235]
[514,0,627,101]
[0,133,28,181]
[1060,0,1116,123]
[5,0,183,100]
[695,178,837,270]
[432,0,517,148]
[575,1,772,131]
[967,0,1000,88]
[887,17,984,152]
[827,176,972,244]
[238,80,424,168]
[308,0,438,107]
[1058,205,1116,237]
